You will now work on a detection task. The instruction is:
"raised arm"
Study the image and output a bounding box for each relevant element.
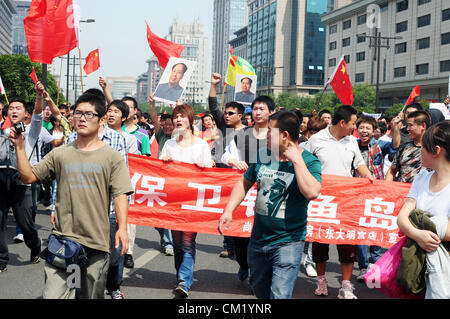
[99,77,113,105]
[148,93,161,134]
[34,81,45,115]
[43,90,62,120]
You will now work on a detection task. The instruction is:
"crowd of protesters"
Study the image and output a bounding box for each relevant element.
[0,74,449,300]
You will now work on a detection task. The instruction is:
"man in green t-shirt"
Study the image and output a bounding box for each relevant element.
[9,93,133,299]
[218,111,322,299]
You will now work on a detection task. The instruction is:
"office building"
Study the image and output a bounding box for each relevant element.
[0,0,16,55]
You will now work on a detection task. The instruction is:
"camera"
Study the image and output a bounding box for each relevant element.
[13,122,25,135]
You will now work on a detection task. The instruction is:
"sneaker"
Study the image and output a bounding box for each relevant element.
[164,247,174,256]
[13,233,24,243]
[219,249,234,258]
[357,269,368,282]
[0,264,6,273]
[300,254,307,267]
[30,244,41,264]
[124,254,134,269]
[174,285,189,298]
[111,289,124,299]
[338,283,358,299]
[305,264,318,277]
[238,267,249,281]
[314,277,328,296]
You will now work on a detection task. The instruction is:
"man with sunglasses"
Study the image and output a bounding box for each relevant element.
[208,73,246,258]
[9,93,133,299]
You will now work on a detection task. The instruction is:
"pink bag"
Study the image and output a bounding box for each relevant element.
[363,236,424,299]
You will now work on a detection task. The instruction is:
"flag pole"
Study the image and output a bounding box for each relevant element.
[57,57,63,104]
[3,91,9,105]
[315,82,329,110]
[78,47,84,93]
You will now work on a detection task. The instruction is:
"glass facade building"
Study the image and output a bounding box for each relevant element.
[0,0,16,55]
[12,1,30,55]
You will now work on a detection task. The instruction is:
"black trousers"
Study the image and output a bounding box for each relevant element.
[106,219,121,292]
[233,236,250,271]
[0,170,41,266]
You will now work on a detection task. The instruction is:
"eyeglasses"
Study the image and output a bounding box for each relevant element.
[224,111,237,116]
[73,110,100,120]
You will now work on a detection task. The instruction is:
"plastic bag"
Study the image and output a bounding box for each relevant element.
[363,236,424,299]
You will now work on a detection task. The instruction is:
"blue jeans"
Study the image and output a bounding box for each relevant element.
[171,230,197,291]
[155,227,173,249]
[247,240,304,299]
[357,245,382,270]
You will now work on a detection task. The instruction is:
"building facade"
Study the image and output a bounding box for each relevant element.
[136,72,148,104]
[165,18,209,105]
[247,0,331,97]
[322,0,450,108]
[12,0,30,55]
[0,0,16,55]
[106,77,137,100]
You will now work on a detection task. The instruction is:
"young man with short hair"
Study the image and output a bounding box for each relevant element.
[221,95,276,282]
[318,109,332,126]
[0,83,44,272]
[385,110,431,183]
[9,93,133,299]
[303,105,373,299]
[219,111,322,299]
[122,96,150,157]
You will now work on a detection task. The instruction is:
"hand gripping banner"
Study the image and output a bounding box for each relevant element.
[128,154,412,248]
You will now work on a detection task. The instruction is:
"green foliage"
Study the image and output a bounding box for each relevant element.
[0,54,65,105]
[273,83,377,115]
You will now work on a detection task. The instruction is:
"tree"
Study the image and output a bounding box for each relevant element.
[0,54,65,104]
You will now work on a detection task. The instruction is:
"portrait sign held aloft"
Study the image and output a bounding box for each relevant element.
[234,74,257,105]
[154,57,197,104]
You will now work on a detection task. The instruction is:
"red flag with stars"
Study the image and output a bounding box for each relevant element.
[146,21,184,69]
[327,56,353,105]
[83,49,100,75]
[24,0,79,64]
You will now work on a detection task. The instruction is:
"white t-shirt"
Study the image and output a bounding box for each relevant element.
[160,136,213,167]
[302,127,365,177]
[407,169,450,218]
[121,131,139,155]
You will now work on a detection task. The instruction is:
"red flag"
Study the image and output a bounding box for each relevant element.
[0,76,5,95]
[146,21,184,69]
[327,57,353,105]
[24,0,79,64]
[29,67,38,84]
[405,85,420,106]
[83,49,100,75]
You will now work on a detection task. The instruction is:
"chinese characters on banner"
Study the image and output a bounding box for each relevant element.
[128,155,412,248]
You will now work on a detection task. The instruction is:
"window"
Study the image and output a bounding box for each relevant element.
[415,63,429,75]
[356,51,365,61]
[357,33,366,43]
[355,73,365,82]
[397,0,408,12]
[357,14,367,25]
[418,0,431,5]
[329,58,336,67]
[416,37,430,49]
[343,19,351,30]
[342,37,351,47]
[442,32,450,45]
[395,42,407,54]
[329,41,337,50]
[329,24,337,34]
[344,55,350,64]
[396,21,408,33]
[441,60,450,72]
[417,14,431,27]
[443,8,450,21]
[394,66,406,78]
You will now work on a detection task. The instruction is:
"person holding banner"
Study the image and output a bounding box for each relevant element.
[160,104,213,298]
[218,110,322,299]
[303,105,374,299]
[397,121,450,299]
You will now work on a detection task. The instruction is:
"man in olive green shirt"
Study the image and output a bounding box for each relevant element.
[9,93,133,299]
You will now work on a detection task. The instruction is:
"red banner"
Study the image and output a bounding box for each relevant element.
[128,154,412,248]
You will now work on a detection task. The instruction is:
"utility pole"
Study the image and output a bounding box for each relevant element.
[358,31,401,112]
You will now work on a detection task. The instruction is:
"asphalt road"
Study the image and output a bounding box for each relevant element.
[0,205,390,300]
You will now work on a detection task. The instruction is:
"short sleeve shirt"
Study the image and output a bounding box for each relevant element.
[244,148,322,246]
[32,143,134,252]
[303,127,365,177]
[391,141,422,183]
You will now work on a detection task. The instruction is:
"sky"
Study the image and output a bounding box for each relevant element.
[69,0,214,92]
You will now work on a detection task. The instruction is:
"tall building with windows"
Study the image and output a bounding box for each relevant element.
[165,18,209,105]
[146,55,162,100]
[106,77,137,100]
[247,0,330,97]
[12,0,30,55]
[0,0,16,55]
[136,72,148,104]
[322,0,450,109]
